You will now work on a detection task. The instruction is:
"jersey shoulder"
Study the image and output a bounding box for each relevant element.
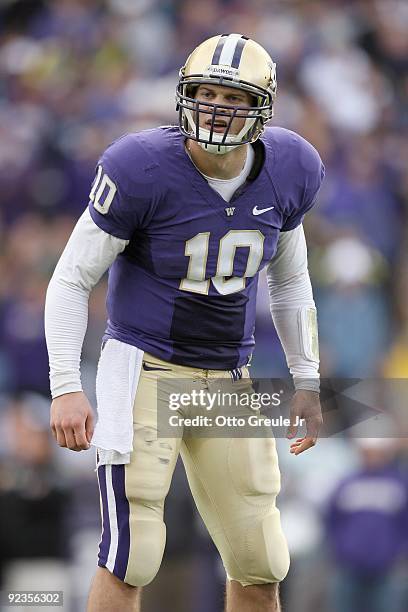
[261,126,324,179]
[88,127,182,238]
[99,127,179,196]
[261,127,325,231]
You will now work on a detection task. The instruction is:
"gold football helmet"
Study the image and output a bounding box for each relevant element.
[176,34,277,154]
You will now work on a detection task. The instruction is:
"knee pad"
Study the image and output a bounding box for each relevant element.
[99,516,166,587]
[258,511,290,583]
[223,510,290,586]
[123,519,166,586]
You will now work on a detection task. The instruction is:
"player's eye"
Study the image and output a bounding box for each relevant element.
[229,96,244,103]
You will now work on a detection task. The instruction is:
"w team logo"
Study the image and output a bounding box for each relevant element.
[225,207,235,217]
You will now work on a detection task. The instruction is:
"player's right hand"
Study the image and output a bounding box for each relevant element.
[50,391,95,452]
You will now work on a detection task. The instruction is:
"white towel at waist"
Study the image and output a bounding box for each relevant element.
[91,338,143,459]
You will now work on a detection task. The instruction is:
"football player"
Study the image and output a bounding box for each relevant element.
[45,34,324,612]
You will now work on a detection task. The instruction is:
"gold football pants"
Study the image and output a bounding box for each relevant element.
[96,351,290,587]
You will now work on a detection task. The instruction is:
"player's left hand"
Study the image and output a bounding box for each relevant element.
[286,389,322,455]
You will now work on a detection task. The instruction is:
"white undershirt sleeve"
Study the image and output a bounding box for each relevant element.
[266,225,320,392]
[44,208,129,398]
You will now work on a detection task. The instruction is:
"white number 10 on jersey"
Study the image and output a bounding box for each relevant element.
[180,230,265,295]
[89,166,117,214]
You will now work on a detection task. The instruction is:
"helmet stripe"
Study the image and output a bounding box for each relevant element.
[218,33,243,66]
[211,35,228,65]
[231,35,248,68]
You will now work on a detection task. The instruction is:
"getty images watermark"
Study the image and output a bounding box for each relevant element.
[156,378,408,439]
[157,378,306,438]
[166,388,304,429]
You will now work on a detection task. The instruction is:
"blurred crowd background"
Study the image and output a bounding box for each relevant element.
[0,0,407,610]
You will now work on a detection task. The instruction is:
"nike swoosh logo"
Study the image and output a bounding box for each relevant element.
[252,205,275,216]
[142,363,172,372]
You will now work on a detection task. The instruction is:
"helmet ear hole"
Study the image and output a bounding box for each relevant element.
[186,85,198,99]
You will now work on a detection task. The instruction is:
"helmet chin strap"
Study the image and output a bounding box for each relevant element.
[184,108,257,155]
[197,127,240,155]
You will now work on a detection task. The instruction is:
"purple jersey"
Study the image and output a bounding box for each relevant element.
[88,126,324,369]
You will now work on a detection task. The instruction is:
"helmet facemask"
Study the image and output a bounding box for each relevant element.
[176,76,273,155]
